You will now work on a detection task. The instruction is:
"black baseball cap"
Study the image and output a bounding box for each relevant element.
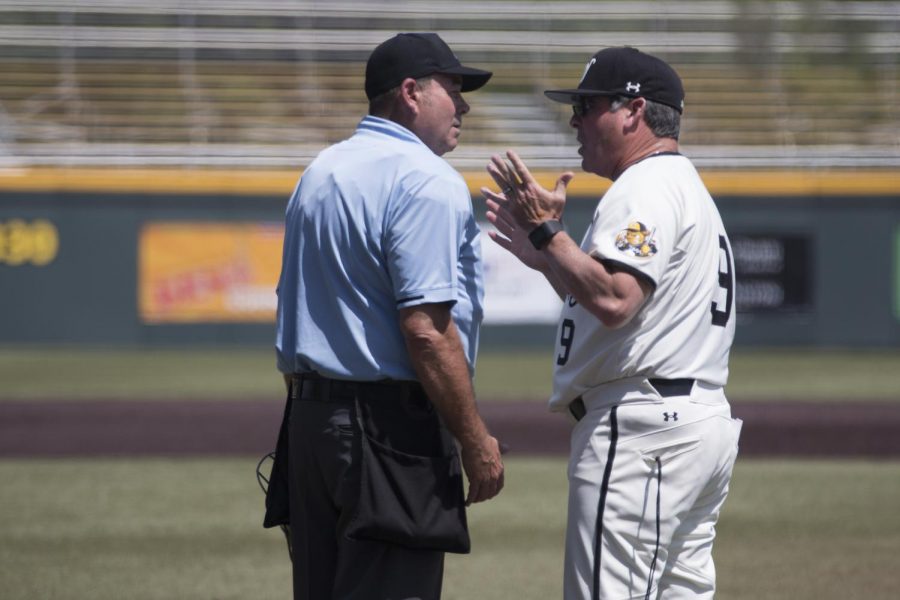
[544,47,685,114]
[365,33,493,100]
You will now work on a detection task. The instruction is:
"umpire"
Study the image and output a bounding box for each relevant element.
[267,33,504,600]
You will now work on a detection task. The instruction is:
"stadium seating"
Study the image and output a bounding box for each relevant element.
[0,1,896,169]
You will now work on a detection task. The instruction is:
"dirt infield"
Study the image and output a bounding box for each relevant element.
[2,399,900,458]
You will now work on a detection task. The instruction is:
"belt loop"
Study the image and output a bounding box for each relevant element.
[569,396,586,421]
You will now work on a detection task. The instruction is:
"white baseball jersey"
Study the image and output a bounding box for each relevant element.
[548,153,736,411]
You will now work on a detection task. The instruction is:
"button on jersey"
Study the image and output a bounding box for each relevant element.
[549,154,735,411]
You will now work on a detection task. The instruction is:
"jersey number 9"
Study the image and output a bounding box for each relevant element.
[711,235,734,327]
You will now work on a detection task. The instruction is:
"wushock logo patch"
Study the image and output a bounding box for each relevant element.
[615,221,658,258]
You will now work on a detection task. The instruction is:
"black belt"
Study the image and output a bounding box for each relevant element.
[568,378,695,422]
[649,378,695,397]
[291,373,423,402]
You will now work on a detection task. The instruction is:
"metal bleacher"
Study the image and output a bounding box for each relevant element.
[0,0,898,170]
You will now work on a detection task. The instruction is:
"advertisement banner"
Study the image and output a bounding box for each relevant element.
[139,222,283,323]
[479,222,562,325]
[138,220,562,326]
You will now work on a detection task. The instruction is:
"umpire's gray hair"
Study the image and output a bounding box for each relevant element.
[610,95,681,141]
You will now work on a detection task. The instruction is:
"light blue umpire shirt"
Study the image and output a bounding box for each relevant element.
[275,116,484,381]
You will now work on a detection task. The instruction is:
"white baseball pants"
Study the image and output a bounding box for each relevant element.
[564,396,742,600]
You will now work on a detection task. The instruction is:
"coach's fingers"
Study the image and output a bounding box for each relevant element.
[480,186,509,205]
[555,172,576,196]
[487,229,513,252]
[486,156,511,191]
[485,189,533,234]
[483,195,502,211]
[485,198,519,233]
[485,210,510,235]
[506,149,537,186]
[485,205,504,229]
[486,209,517,248]
[488,153,521,192]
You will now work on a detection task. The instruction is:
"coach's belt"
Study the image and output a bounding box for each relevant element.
[648,378,695,397]
[568,378,695,422]
[291,373,423,402]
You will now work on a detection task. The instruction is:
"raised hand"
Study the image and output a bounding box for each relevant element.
[485,150,574,229]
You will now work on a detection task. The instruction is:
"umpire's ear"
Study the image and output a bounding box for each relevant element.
[398,77,426,114]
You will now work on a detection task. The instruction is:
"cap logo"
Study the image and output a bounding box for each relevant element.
[625,81,641,93]
[579,58,596,86]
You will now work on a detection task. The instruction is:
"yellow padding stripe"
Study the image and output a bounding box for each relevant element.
[0,167,896,197]
[0,168,300,196]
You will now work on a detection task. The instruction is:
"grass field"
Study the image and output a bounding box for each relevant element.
[2,346,897,597]
[1,346,899,402]
[1,457,899,599]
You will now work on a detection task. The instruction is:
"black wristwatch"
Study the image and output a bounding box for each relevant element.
[528,219,564,250]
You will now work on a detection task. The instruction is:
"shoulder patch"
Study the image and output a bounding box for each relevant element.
[615,221,658,258]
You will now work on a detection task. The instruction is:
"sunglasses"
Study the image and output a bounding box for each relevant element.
[572,96,595,118]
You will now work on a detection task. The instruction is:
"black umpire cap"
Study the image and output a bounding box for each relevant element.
[544,47,685,114]
[365,33,493,100]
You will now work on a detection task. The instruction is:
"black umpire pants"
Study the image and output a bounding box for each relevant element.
[287,375,449,600]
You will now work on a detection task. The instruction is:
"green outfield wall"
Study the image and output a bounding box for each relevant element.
[1,169,898,348]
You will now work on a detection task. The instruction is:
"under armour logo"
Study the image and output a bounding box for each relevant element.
[663,412,678,422]
[626,81,641,93]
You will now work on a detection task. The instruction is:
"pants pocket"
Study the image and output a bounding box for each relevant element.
[639,436,702,465]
